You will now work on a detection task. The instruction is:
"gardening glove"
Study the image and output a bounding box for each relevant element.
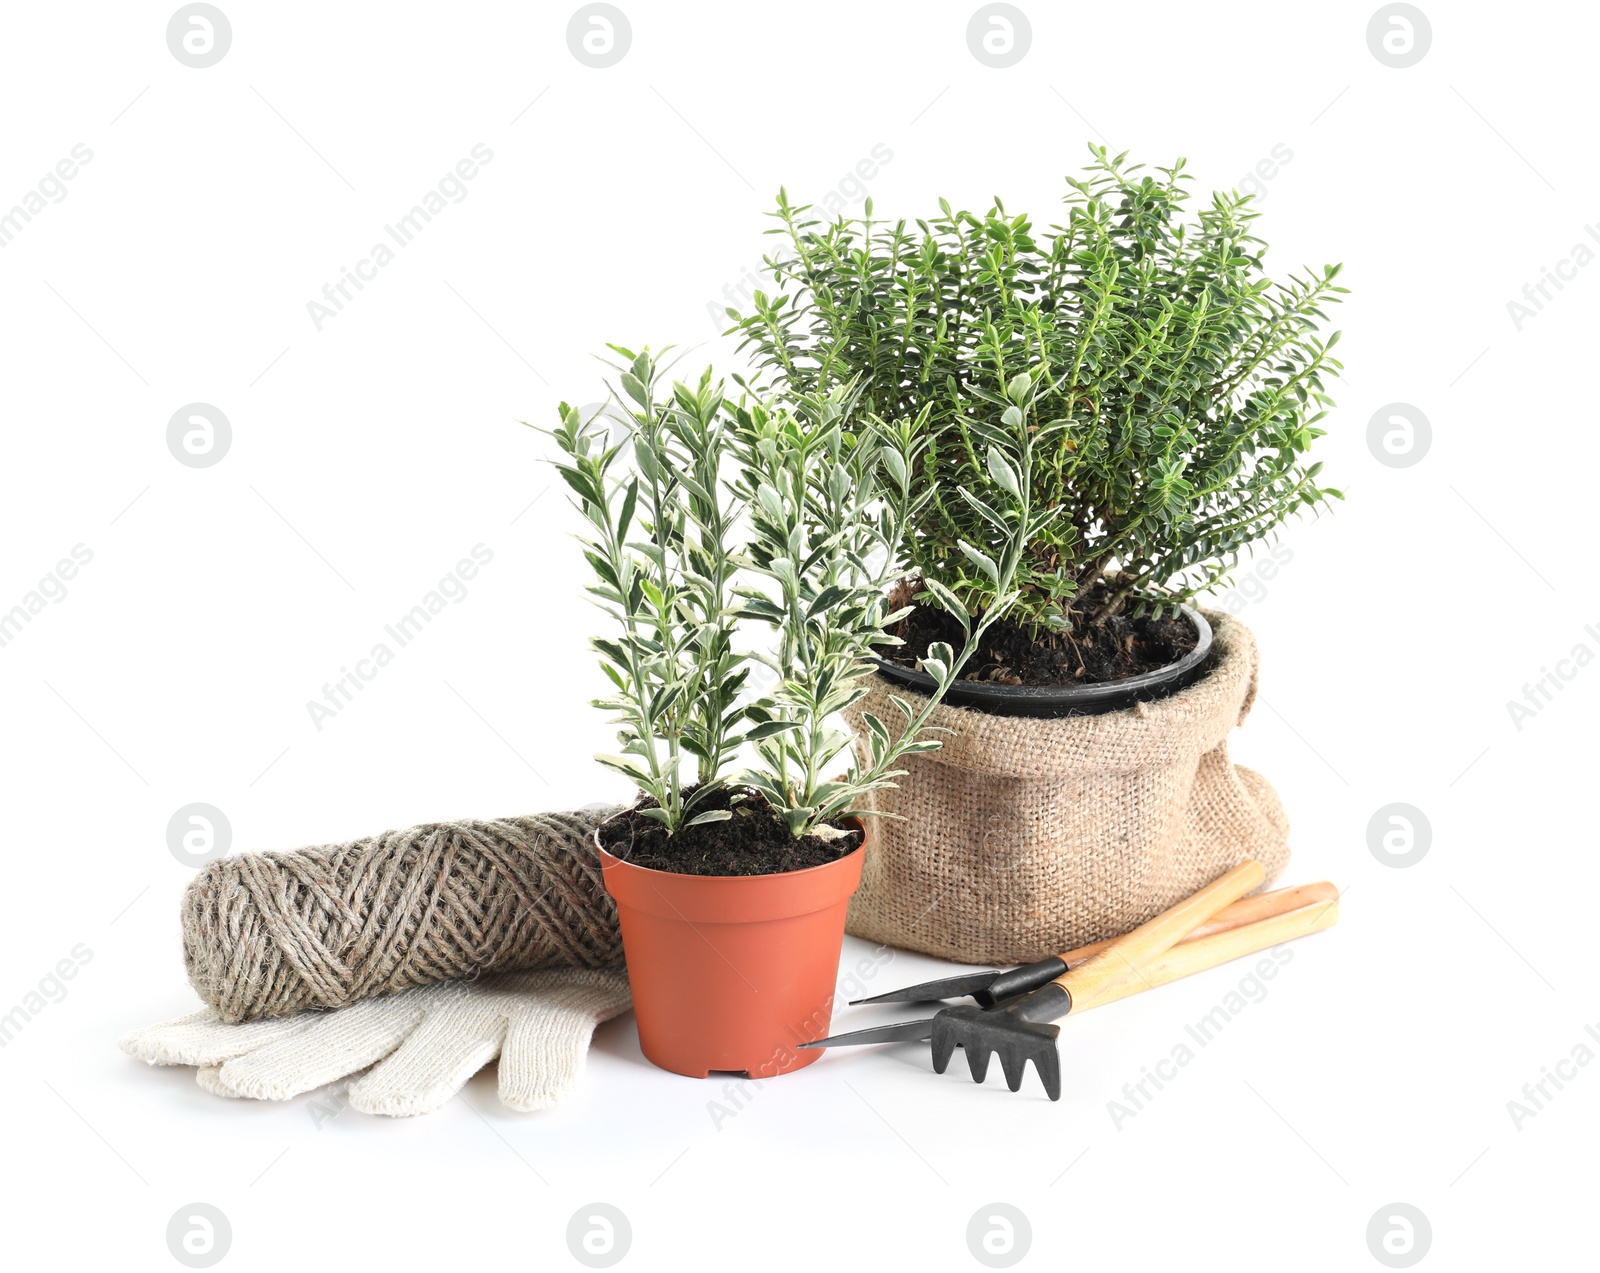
[119,967,631,1117]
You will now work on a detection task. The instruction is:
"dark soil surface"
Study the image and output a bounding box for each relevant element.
[597,786,861,877]
[881,581,1200,687]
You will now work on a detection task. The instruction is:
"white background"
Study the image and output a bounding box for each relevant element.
[2,1,1595,1269]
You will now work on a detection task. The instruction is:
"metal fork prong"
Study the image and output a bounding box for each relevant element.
[998,1045,1031,1092]
[1034,1045,1063,1101]
[964,1039,991,1083]
[930,1027,957,1074]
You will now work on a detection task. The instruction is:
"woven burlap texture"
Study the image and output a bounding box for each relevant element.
[182,809,623,1023]
[842,610,1290,964]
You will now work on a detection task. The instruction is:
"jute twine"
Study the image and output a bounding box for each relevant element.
[182,808,623,1023]
[842,610,1292,965]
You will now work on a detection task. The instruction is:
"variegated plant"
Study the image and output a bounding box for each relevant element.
[547,346,1041,839]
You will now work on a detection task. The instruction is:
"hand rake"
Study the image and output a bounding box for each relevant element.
[805,861,1339,1099]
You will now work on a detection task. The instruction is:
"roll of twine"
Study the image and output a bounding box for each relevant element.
[182,808,623,1023]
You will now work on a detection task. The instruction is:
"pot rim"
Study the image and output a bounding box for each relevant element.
[594,809,868,883]
[870,603,1213,717]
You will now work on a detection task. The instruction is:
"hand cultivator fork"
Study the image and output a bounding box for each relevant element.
[931,859,1266,1096]
[804,863,1340,1099]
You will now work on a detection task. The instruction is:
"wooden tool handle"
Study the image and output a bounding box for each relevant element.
[1056,859,1265,1008]
[1056,881,1337,967]
[1077,899,1339,1012]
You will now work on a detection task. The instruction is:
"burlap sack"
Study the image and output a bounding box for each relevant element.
[842,610,1290,964]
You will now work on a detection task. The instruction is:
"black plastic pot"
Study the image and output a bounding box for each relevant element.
[871,605,1214,719]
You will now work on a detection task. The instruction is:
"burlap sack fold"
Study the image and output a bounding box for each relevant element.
[842,611,1290,964]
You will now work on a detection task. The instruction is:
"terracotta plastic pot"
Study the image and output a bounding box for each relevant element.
[596,818,867,1079]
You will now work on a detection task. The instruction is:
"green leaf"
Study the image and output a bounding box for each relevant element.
[595,754,653,785]
[985,446,1022,500]
[919,578,969,625]
[616,477,638,542]
[686,809,733,827]
[620,372,649,408]
[957,540,1000,584]
[744,719,801,741]
[807,585,853,618]
[861,710,891,742]
[957,487,1010,531]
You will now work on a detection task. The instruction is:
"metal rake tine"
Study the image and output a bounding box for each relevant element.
[998,1045,1031,1093]
[1034,1046,1062,1102]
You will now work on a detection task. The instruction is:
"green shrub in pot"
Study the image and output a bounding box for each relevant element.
[732,145,1346,703]
[727,149,1348,965]
[543,346,1038,1076]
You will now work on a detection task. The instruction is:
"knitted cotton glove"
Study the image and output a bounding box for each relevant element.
[119,968,631,1117]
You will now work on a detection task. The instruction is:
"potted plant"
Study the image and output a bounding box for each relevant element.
[729,147,1347,964]
[546,347,1035,1077]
